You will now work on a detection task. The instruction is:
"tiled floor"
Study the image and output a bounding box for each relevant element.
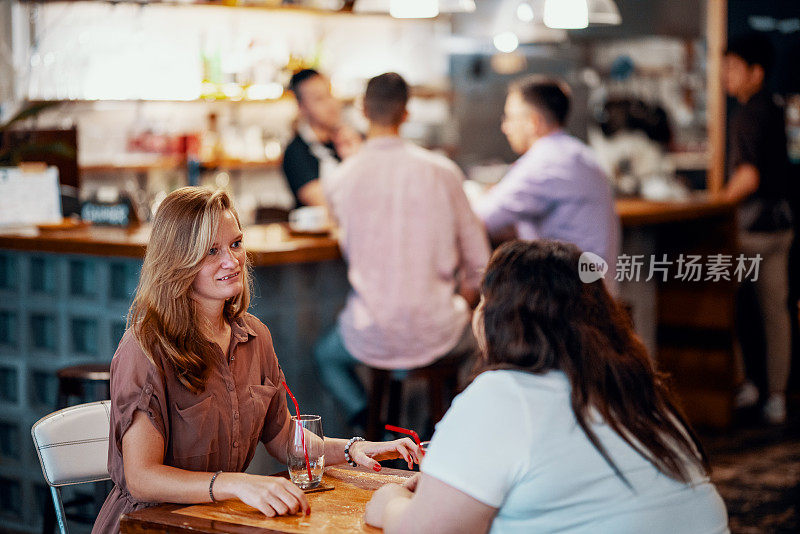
[702,396,800,534]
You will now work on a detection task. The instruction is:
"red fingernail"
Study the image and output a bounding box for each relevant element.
[306,508,311,516]
[374,465,382,472]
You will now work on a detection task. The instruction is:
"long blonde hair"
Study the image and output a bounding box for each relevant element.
[128,187,251,393]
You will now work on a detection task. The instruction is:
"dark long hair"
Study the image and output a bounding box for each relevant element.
[476,240,709,484]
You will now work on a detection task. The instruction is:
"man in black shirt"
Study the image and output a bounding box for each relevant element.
[283,69,360,208]
[723,33,793,424]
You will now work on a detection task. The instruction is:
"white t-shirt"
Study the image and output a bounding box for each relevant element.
[422,370,729,534]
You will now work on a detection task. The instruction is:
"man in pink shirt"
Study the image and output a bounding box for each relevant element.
[315,72,490,429]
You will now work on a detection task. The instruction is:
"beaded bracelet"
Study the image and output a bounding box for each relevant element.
[209,470,223,503]
[344,436,365,467]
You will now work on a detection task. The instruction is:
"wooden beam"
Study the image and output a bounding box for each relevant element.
[0,1,14,102]
[706,0,727,194]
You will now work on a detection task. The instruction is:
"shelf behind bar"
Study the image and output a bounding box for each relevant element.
[18,0,380,18]
[80,158,282,172]
[26,87,451,106]
[28,96,293,105]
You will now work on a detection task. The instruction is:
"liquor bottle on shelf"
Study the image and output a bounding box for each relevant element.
[200,33,225,100]
[199,113,225,163]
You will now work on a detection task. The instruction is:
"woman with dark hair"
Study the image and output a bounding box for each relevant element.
[364,240,729,533]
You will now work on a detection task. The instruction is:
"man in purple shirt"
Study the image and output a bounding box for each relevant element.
[315,73,490,429]
[476,76,620,292]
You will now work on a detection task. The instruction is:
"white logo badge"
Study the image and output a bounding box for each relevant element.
[578,252,608,283]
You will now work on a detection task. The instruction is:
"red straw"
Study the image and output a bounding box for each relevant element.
[282,381,313,484]
[385,424,421,447]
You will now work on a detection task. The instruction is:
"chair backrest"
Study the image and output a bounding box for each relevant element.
[31,400,112,487]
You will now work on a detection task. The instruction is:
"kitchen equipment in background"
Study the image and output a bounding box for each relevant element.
[354,0,476,16]
[590,97,689,200]
[288,206,329,233]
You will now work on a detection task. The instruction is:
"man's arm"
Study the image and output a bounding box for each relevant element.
[722,163,759,203]
[297,180,327,207]
[475,166,551,240]
[448,170,491,307]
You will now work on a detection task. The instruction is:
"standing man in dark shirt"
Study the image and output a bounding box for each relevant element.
[723,34,793,424]
[282,69,361,208]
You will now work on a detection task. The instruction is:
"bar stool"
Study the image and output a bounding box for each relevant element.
[364,352,465,442]
[56,364,111,409]
[42,363,111,533]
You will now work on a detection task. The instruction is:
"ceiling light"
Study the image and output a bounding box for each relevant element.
[543,0,588,29]
[438,0,477,13]
[587,0,621,25]
[517,2,535,22]
[390,0,438,18]
[493,31,519,53]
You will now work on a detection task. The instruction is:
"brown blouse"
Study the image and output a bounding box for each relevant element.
[92,314,289,534]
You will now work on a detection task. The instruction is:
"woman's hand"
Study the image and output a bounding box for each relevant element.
[364,483,413,528]
[216,472,310,517]
[349,438,424,471]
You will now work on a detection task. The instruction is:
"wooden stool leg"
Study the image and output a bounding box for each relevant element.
[366,369,389,442]
[428,372,445,427]
[386,379,403,428]
[56,378,70,410]
[445,363,460,404]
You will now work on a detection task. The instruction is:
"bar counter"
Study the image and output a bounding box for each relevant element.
[0,197,735,260]
[0,222,341,265]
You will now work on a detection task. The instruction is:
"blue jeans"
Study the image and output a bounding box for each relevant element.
[313,324,476,424]
[313,326,367,422]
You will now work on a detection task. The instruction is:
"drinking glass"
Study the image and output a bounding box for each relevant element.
[287,415,324,489]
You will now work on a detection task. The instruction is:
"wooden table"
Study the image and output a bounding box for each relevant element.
[120,466,413,533]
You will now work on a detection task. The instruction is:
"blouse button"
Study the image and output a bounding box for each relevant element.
[144,385,153,394]
[233,441,239,448]
[233,411,239,420]
[227,383,234,392]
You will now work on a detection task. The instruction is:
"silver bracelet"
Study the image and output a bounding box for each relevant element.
[209,470,223,503]
[344,436,365,467]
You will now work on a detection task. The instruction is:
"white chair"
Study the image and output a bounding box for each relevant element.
[31,400,111,534]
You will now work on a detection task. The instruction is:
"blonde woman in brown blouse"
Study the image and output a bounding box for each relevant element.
[92,187,423,533]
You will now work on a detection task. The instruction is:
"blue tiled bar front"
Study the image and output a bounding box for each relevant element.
[0,243,350,534]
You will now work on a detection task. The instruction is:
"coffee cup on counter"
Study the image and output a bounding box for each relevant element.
[288,206,329,233]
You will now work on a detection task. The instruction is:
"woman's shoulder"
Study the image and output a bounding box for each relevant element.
[110,329,163,385]
[112,327,173,375]
[456,370,570,420]
[113,329,149,363]
[469,369,569,395]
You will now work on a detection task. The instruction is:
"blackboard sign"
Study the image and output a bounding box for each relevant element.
[80,197,137,227]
